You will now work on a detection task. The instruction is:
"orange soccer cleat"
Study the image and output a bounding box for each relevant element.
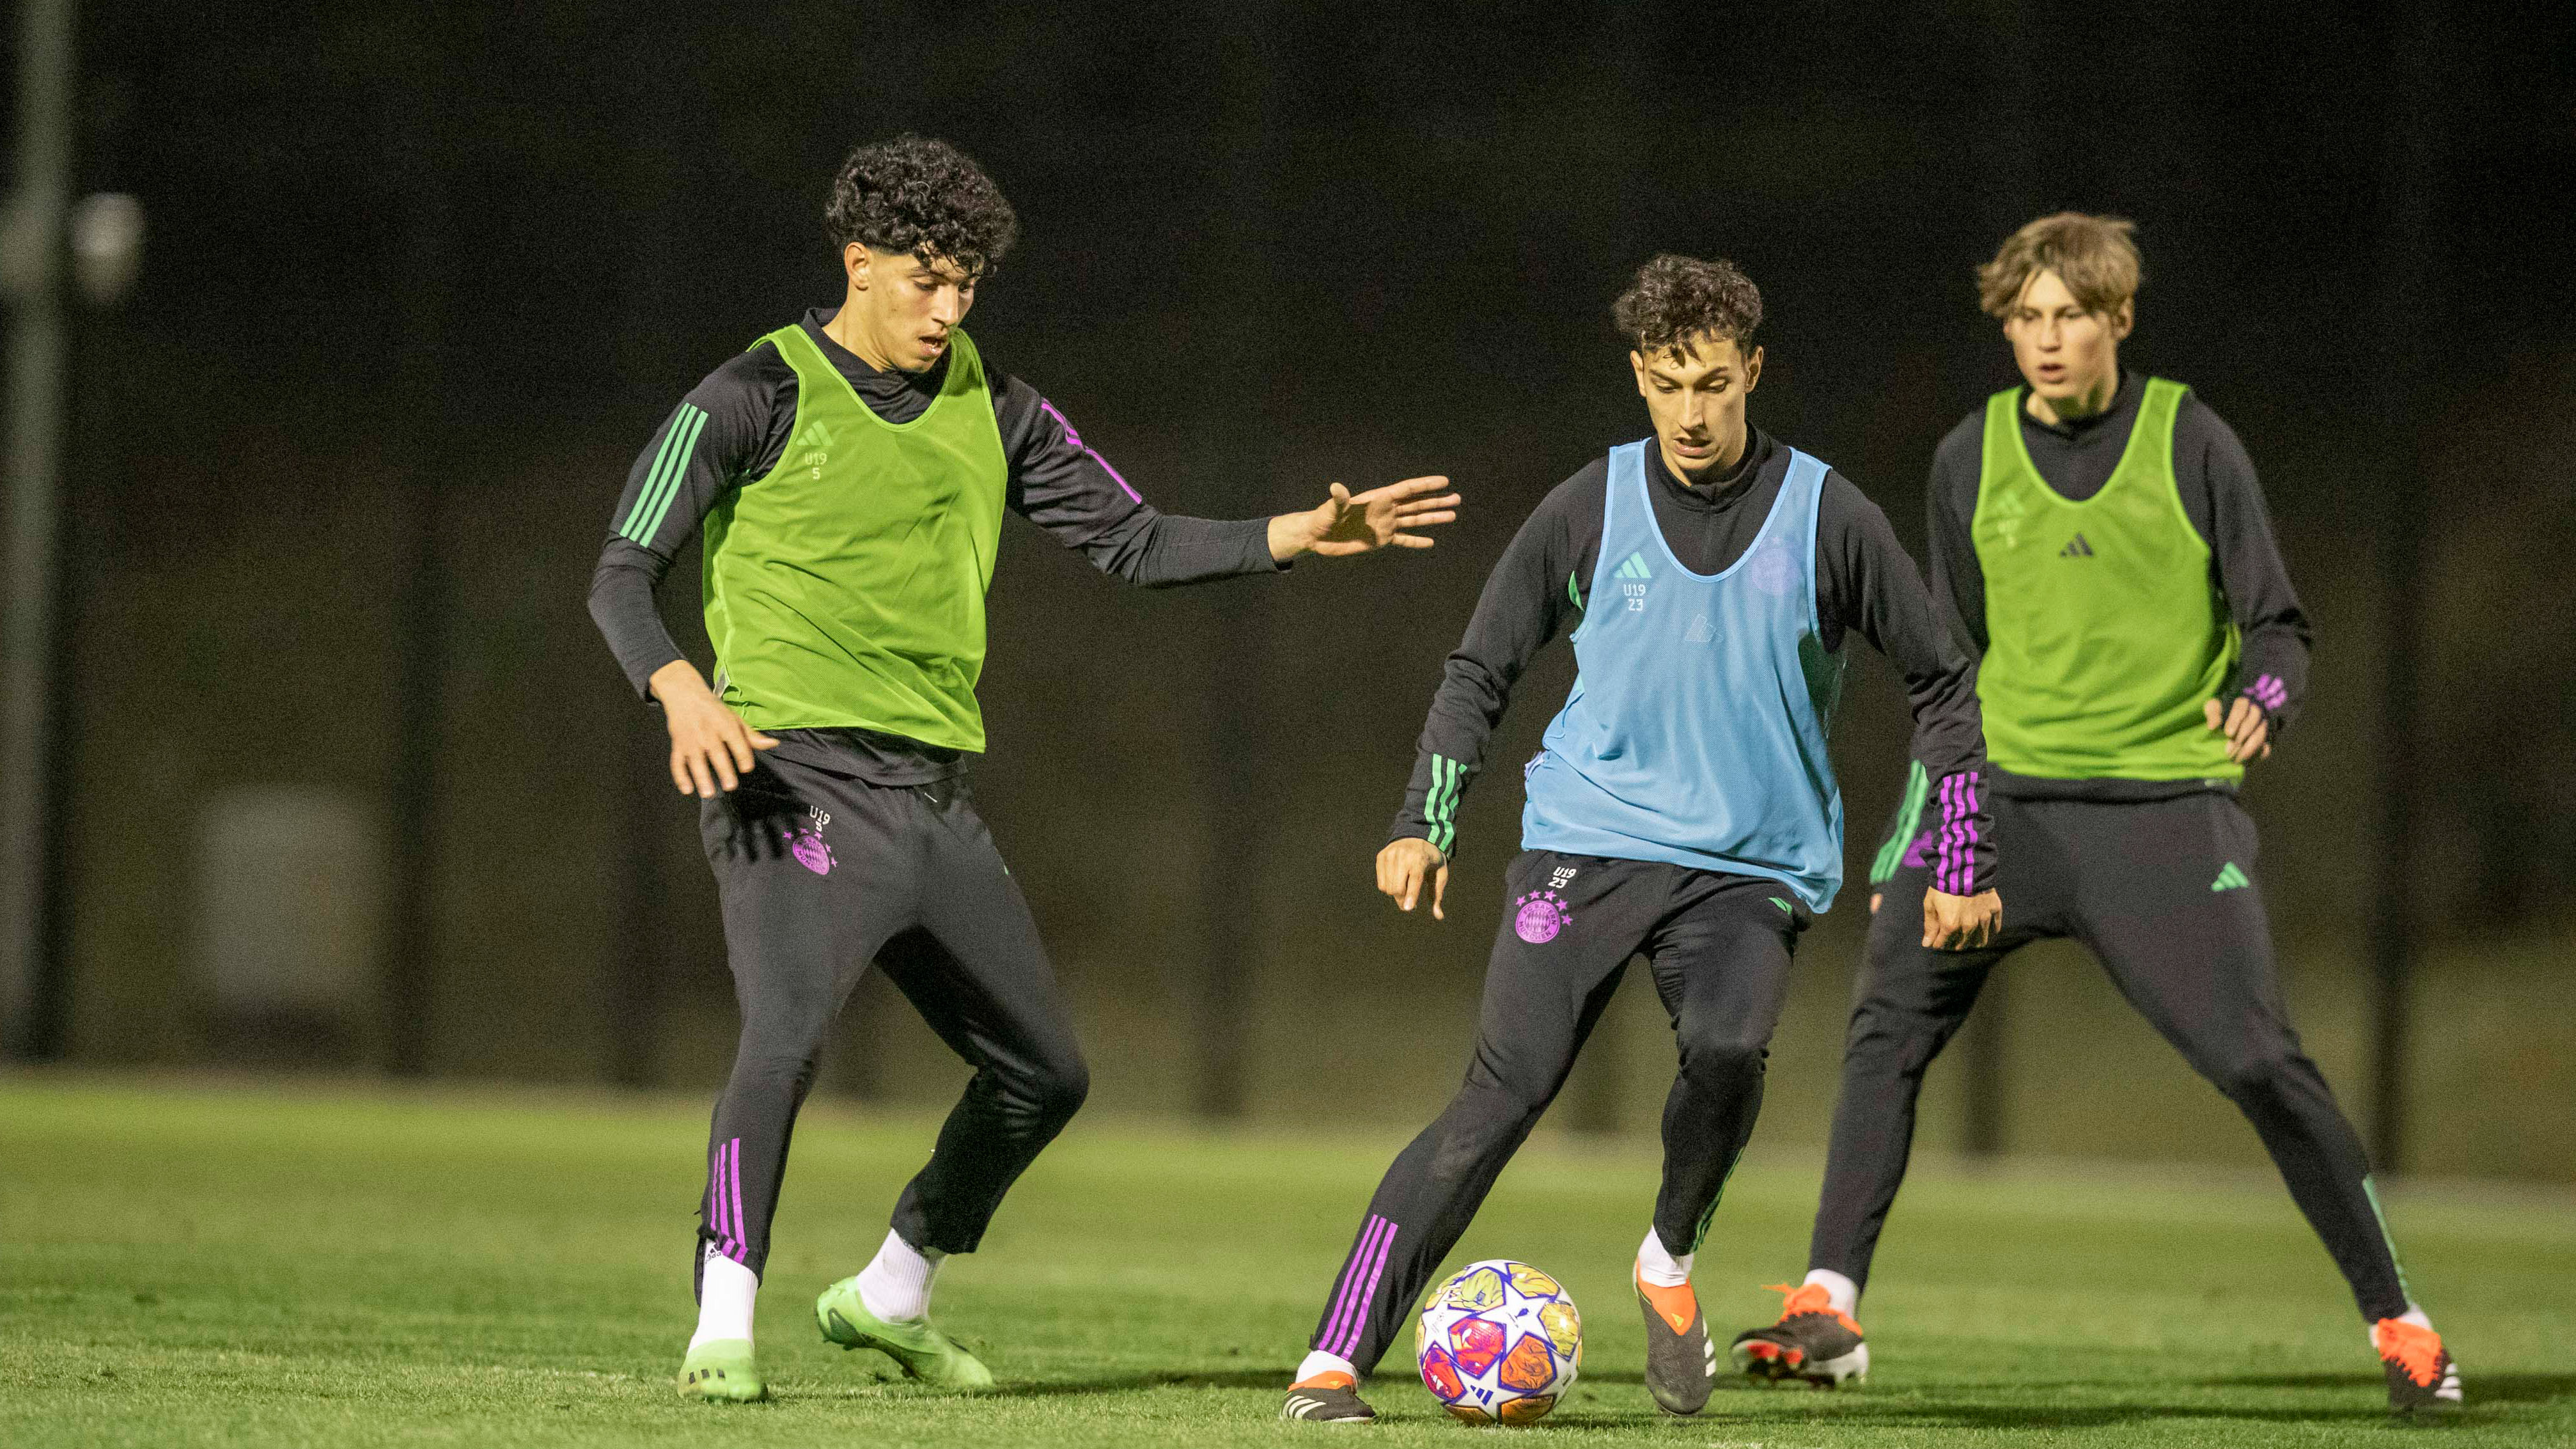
[2373,1317,2462,1418]
[1728,1281,1869,1387]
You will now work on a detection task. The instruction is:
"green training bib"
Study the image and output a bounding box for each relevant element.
[1971,377,2240,782]
[700,324,1008,749]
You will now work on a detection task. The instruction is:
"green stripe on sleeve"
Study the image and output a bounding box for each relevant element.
[1868,760,1932,885]
[1568,571,1582,610]
[625,405,707,545]
[616,406,692,540]
[620,403,705,544]
[1428,756,1450,854]
[1426,754,1461,856]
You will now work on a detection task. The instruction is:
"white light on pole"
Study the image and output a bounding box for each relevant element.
[70,192,143,308]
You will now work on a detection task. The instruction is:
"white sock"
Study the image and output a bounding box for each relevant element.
[855,1228,946,1324]
[1295,1349,1357,1384]
[1637,1228,1693,1287]
[2375,1303,2435,1346]
[1803,1268,1859,1317]
[690,1246,758,1349]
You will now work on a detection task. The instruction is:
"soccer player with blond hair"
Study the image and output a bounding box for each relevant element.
[1730,214,2460,1418]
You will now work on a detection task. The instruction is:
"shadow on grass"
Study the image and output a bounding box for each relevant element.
[2198,1372,2575,1405]
[1003,1368,1294,1396]
[974,1367,2572,1430]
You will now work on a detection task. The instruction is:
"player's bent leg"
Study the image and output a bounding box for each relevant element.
[1730,862,2007,1386]
[1804,866,2009,1303]
[1295,1070,1566,1386]
[1283,1081,1556,1425]
[878,912,1092,1256]
[1635,877,1804,1415]
[813,782,1084,1390]
[685,760,910,1397]
[2072,795,2456,1413]
[1286,853,1651,1421]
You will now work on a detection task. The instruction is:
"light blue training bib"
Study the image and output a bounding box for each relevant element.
[1521,441,1849,908]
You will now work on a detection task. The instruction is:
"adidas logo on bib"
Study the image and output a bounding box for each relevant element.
[1616,551,1653,611]
[2060,533,2095,558]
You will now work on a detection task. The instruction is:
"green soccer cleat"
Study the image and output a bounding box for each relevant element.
[676,1338,768,1402]
[814,1276,997,1391]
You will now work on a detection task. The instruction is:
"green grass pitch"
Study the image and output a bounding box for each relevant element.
[3,1077,2568,1446]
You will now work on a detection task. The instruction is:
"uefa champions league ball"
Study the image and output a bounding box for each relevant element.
[1415,1258,1581,1425]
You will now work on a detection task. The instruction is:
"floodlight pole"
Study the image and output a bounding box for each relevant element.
[1,0,75,1060]
[2366,4,2446,1177]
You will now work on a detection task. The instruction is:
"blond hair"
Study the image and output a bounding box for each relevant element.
[1977,213,2141,318]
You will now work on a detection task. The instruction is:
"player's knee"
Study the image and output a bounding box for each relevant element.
[1844,1002,1951,1073]
[2213,1047,2299,1104]
[732,1014,832,1088]
[1023,1051,1089,1125]
[1426,1079,1549,1180]
[1677,1022,1769,1086]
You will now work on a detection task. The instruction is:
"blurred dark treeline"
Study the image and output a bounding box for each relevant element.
[8,2,2572,1180]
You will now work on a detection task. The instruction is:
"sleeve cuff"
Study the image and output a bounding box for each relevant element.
[1929,769,1992,896]
[628,652,685,706]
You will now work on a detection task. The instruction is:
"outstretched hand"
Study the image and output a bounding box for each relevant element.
[1271,475,1459,561]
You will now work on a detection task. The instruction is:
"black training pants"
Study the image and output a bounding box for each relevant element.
[1807,790,2409,1322]
[693,755,1087,1286]
[1311,850,1807,1374]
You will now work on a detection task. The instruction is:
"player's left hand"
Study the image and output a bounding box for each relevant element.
[1922,888,2000,951]
[2203,696,2273,764]
[1274,475,1459,560]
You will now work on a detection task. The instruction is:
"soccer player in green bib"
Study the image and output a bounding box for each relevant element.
[1729,214,2460,1417]
[587,136,1457,1402]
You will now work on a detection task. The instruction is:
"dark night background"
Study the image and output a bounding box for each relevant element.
[9,3,2572,1180]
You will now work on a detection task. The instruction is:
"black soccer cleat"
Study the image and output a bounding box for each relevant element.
[1281,1375,1377,1423]
[1729,1281,1869,1388]
[2375,1319,2462,1419]
[1635,1271,1716,1416]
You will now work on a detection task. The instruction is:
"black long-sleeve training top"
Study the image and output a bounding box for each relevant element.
[1926,369,2312,802]
[588,307,1281,783]
[1387,428,1995,895]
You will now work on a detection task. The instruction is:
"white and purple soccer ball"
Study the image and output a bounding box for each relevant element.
[1415,1258,1581,1425]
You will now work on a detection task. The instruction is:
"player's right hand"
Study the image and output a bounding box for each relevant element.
[1377,836,1450,920]
[650,659,778,798]
[1922,887,2000,951]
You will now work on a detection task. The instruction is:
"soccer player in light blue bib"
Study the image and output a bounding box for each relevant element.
[1279,255,2001,1425]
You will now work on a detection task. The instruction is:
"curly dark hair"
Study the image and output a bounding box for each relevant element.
[1612,253,1763,358]
[826,134,1019,278]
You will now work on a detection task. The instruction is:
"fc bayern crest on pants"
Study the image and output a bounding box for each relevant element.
[1513,889,1570,944]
